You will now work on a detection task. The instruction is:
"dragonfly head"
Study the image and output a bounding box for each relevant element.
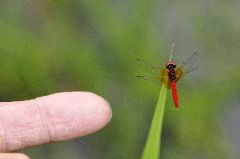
[166,62,176,69]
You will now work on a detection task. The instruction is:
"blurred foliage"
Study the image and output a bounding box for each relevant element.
[0,0,240,159]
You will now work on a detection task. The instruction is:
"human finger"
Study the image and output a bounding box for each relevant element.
[0,92,112,152]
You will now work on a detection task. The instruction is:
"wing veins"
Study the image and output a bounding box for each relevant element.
[136,58,161,75]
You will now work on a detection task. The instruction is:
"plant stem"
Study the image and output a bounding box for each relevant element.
[141,85,167,159]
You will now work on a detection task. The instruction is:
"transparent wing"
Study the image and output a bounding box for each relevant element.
[136,69,171,89]
[136,58,161,75]
[175,52,198,82]
[136,75,160,85]
[175,67,184,82]
[178,52,198,75]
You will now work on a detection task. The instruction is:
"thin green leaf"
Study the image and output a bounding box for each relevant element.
[141,85,167,159]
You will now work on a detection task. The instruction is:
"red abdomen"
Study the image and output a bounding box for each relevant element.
[171,81,179,108]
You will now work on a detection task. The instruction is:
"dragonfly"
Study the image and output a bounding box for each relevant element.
[136,43,198,108]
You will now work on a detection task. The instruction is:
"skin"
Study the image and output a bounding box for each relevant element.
[0,92,112,159]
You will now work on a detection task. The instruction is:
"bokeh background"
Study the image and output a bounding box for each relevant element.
[0,0,240,159]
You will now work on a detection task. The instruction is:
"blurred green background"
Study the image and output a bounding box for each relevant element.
[1,0,240,159]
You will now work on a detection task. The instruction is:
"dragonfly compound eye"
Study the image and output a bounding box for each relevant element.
[166,63,176,69]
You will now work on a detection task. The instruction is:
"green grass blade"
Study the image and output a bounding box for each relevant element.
[141,85,167,159]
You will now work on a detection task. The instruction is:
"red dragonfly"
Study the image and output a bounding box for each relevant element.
[136,43,198,108]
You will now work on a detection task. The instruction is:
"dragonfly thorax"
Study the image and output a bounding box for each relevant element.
[168,69,176,82]
[166,62,177,82]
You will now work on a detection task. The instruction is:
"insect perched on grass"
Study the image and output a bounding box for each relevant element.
[136,43,198,108]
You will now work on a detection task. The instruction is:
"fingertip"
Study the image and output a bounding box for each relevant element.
[55,91,112,125]
[65,92,112,132]
[37,91,112,139]
[87,92,112,126]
